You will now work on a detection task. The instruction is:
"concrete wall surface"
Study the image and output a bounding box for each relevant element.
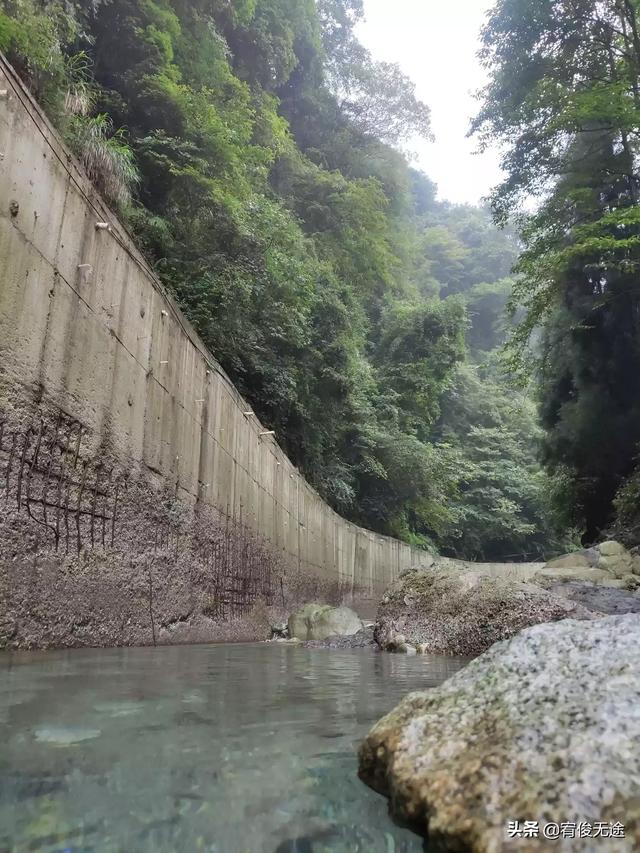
[0,56,540,648]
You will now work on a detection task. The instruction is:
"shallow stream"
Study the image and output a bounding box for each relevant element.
[0,643,467,852]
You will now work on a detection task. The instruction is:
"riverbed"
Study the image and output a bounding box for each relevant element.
[0,643,467,852]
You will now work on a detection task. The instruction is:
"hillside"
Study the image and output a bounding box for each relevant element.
[0,0,564,559]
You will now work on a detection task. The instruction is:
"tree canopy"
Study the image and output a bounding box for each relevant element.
[0,0,567,559]
[475,0,640,543]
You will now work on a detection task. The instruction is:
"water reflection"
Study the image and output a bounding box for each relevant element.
[0,643,467,852]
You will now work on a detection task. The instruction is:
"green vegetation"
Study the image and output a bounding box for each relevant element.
[475,0,640,545]
[0,0,565,559]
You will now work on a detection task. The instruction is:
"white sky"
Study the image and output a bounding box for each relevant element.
[357,0,502,206]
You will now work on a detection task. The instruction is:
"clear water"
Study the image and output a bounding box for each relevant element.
[0,643,467,852]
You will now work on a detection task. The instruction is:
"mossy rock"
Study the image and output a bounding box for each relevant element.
[288,603,363,641]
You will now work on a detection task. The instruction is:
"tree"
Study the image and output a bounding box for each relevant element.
[433,363,567,561]
[1,0,555,557]
[475,0,640,542]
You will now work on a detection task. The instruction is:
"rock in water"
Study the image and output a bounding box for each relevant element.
[374,569,594,656]
[302,625,378,649]
[359,615,640,851]
[270,623,289,640]
[288,603,363,641]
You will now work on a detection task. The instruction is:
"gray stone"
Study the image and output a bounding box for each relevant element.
[598,553,634,579]
[533,566,615,585]
[384,634,413,653]
[543,543,637,582]
[545,551,591,569]
[599,540,627,557]
[597,575,640,590]
[599,578,632,589]
[374,569,595,657]
[287,603,363,641]
[288,604,324,640]
[547,580,640,615]
[302,625,377,649]
[584,546,601,566]
[359,615,640,851]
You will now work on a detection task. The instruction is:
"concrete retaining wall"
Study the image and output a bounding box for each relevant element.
[0,56,540,649]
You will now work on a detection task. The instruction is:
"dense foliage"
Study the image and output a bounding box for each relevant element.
[475,0,640,544]
[0,0,563,558]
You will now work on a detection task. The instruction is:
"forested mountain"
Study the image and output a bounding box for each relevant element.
[475,0,640,546]
[0,0,565,559]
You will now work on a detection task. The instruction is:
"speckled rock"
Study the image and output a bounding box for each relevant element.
[359,615,640,852]
[288,603,363,641]
[374,569,595,656]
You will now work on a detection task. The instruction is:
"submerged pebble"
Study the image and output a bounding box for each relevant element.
[34,726,101,746]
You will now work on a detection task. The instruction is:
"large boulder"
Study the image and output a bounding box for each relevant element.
[545,551,593,570]
[359,615,640,851]
[533,566,615,586]
[598,548,636,579]
[287,603,363,641]
[542,540,640,582]
[374,569,594,656]
[599,539,627,557]
[544,580,640,615]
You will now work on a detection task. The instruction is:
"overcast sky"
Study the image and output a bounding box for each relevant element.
[357,0,501,206]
